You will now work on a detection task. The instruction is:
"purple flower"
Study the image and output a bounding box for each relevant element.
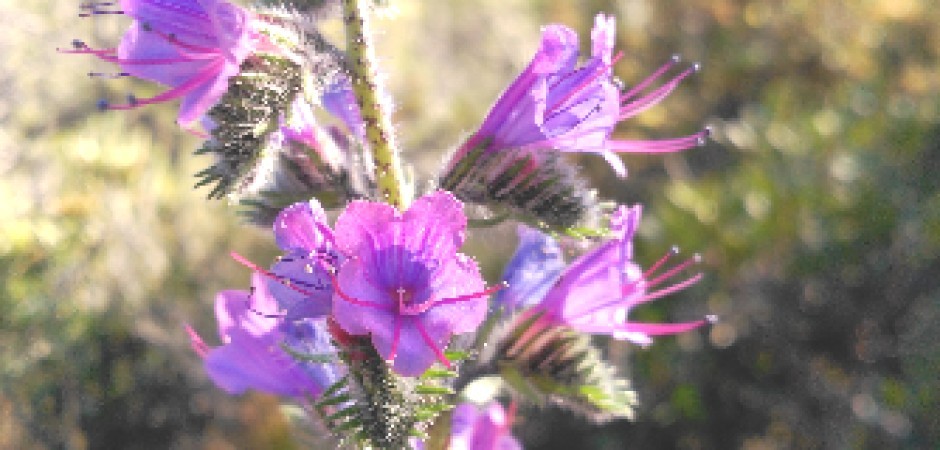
[321,77,367,142]
[267,199,341,321]
[64,0,266,127]
[448,402,521,450]
[454,13,707,177]
[186,272,341,398]
[507,205,712,345]
[279,97,346,173]
[493,225,565,312]
[330,192,499,376]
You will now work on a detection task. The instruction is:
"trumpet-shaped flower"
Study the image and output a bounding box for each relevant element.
[280,97,347,173]
[330,192,499,376]
[454,13,707,177]
[64,0,266,126]
[267,199,340,320]
[501,205,712,345]
[186,272,341,398]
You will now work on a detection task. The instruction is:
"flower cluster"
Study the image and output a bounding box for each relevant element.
[67,2,714,448]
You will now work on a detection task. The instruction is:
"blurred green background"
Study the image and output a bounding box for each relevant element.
[2,0,939,448]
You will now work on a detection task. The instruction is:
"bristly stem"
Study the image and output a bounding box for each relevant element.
[342,0,408,210]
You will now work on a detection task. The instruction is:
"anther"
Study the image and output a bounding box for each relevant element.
[71,39,87,49]
[88,71,130,78]
[692,62,702,72]
[671,54,682,63]
[612,77,625,90]
[96,99,109,111]
[696,128,712,146]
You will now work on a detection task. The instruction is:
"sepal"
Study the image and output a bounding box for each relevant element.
[195,54,305,199]
[439,143,609,236]
[478,310,637,422]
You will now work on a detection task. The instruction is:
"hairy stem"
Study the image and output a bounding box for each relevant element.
[342,0,408,209]
[346,337,416,449]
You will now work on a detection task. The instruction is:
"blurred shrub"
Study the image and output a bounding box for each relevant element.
[2,0,938,449]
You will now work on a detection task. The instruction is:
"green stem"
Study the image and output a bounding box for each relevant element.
[346,337,416,449]
[342,0,408,209]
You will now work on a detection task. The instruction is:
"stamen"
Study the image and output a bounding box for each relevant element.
[79,1,123,16]
[641,273,703,303]
[326,270,392,311]
[618,318,709,336]
[386,315,402,363]
[414,320,452,369]
[229,251,321,299]
[607,129,710,154]
[79,10,124,17]
[698,127,712,145]
[182,125,209,140]
[57,46,115,56]
[642,246,679,279]
[647,254,700,289]
[399,282,507,315]
[620,64,698,119]
[621,55,681,102]
[184,324,210,358]
[88,71,130,78]
[104,59,223,110]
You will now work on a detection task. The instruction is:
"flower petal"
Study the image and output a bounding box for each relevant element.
[273,199,332,252]
[401,191,468,260]
[420,255,487,335]
[116,22,216,87]
[495,226,566,311]
[175,60,237,125]
[204,327,319,397]
[214,272,279,341]
[375,316,449,377]
[332,258,396,336]
[269,250,333,320]
[333,199,398,256]
[120,0,215,46]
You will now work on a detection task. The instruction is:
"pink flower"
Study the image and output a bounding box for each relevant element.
[64,0,265,127]
[504,205,713,345]
[186,272,341,398]
[329,192,501,376]
[266,199,340,321]
[454,13,707,177]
